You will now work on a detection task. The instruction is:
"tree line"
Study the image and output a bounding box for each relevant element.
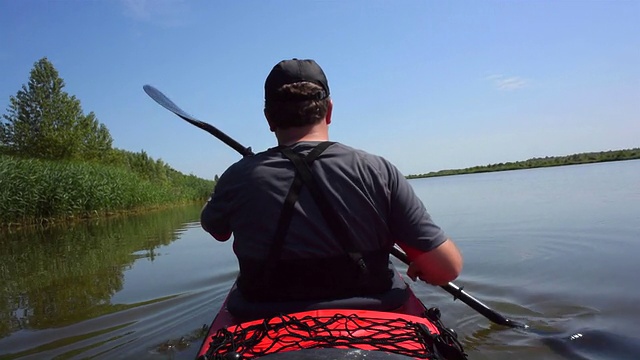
[407,148,640,179]
[1,57,186,182]
[1,57,214,226]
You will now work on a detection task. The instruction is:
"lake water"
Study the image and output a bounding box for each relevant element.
[1,160,639,359]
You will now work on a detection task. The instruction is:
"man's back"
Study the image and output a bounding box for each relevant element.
[201,141,447,301]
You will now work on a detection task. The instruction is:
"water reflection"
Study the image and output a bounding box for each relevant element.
[0,205,201,340]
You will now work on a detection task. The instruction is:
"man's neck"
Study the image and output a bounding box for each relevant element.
[275,123,329,146]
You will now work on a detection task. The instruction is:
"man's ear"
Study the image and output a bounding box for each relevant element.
[325,100,333,125]
[264,108,276,132]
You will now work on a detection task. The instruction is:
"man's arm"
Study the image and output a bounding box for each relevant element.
[201,199,232,241]
[402,239,463,285]
[381,158,463,285]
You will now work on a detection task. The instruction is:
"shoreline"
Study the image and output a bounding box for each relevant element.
[407,148,639,179]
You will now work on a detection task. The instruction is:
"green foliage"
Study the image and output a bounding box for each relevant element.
[0,57,113,161]
[105,148,166,181]
[103,148,215,196]
[0,155,214,225]
[0,57,217,225]
[407,148,640,179]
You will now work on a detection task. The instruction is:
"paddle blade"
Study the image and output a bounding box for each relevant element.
[143,84,194,120]
[143,84,254,157]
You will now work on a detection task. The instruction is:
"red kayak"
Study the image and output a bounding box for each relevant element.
[196,272,467,360]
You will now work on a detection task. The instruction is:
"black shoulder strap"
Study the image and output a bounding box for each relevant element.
[264,143,333,270]
[270,142,368,274]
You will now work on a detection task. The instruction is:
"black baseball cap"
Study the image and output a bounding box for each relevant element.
[264,59,330,102]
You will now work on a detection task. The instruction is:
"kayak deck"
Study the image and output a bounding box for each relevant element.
[199,309,441,359]
[196,276,466,360]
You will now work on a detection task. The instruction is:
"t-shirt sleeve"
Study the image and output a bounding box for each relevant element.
[386,163,447,251]
[200,172,232,241]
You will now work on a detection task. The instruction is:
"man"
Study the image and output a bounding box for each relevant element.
[201,59,462,309]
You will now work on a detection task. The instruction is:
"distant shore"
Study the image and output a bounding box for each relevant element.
[407,148,640,179]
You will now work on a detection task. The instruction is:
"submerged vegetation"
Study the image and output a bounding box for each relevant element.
[0,57,214,226]
[407,148,640,179]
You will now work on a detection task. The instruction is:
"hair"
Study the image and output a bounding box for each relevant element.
[264,82,330,130]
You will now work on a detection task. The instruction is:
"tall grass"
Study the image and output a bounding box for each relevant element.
[0,155,214,225]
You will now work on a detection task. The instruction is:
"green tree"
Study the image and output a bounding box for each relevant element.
[0,57,113,161]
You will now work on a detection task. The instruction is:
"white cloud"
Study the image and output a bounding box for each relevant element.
[486,74,528,91]
[121,0,190,27]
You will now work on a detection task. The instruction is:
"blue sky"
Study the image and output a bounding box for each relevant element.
[1,1,638,179]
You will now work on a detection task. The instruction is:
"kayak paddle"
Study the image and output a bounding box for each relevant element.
[143,85,254,157]
[390,246,527,329]
[143,84,528,330]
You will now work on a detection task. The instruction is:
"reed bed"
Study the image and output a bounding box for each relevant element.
[0,155,214,225]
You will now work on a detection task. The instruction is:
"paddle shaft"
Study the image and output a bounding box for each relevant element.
[390,247,527,328]
[144,84,527,329]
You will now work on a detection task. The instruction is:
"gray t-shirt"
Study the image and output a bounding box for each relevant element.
[201,141,446,260]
